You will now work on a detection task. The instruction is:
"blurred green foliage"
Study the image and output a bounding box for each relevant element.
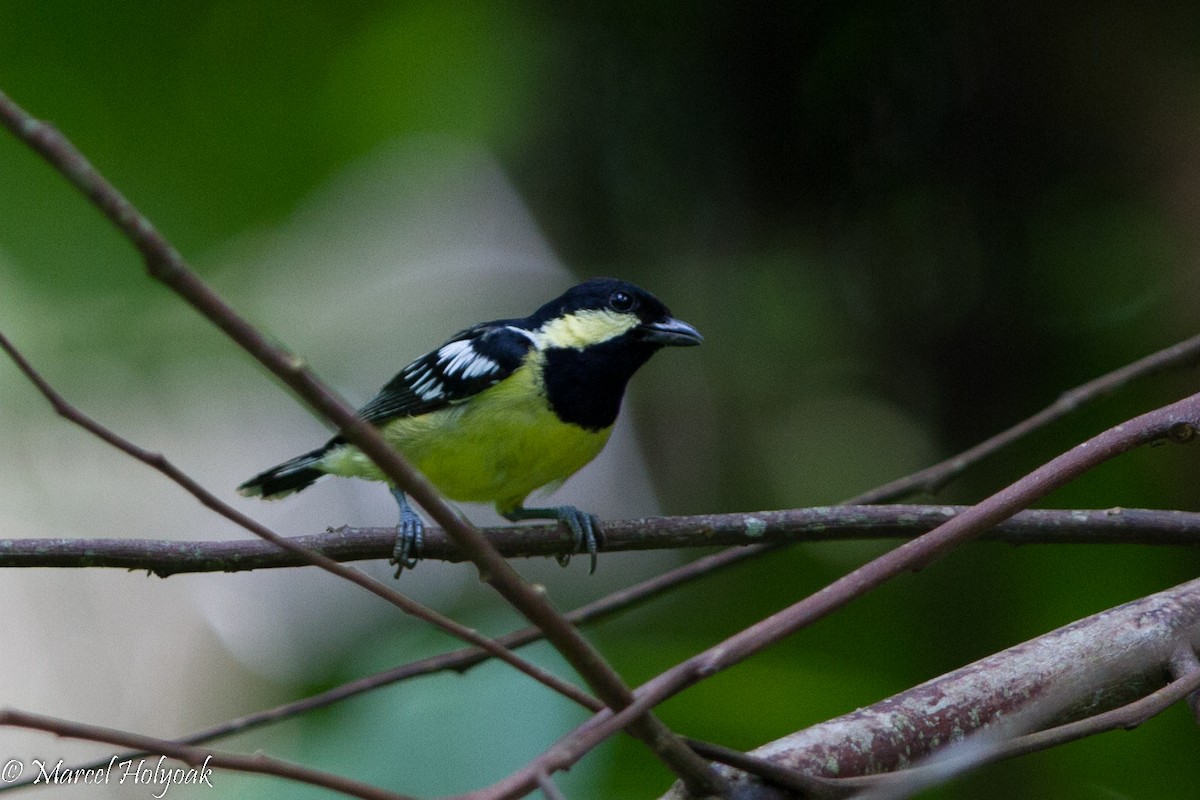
[2,1,1200,798]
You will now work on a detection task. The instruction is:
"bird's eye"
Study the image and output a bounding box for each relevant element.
[608,290,636,312]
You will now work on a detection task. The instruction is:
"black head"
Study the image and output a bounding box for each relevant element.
[528,278,702,430]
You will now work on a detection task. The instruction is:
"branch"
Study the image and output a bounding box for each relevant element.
[663,577,1200,799]
[2,506,1200,574]
[0,708,413,800]
[0,89,717,793]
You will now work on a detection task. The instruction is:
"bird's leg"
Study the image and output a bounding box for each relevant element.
[389,487,424,577]
[502,505,600,574]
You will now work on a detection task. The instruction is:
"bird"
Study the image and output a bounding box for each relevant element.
[237,277,703,574]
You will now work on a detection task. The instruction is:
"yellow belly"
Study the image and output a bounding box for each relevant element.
[318,365,612,514]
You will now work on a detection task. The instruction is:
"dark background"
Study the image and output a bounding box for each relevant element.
[1,3,1199,798]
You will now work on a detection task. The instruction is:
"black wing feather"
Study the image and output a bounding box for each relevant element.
[246,323,536,488]
[356,322,535,425]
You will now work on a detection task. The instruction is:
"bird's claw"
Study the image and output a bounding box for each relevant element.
[502,504,602,572]
[389,488,424,578]
[554,507,600,574]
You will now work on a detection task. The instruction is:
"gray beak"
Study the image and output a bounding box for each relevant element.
[639,316,704,346]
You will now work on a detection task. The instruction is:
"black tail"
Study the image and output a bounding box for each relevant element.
[238,445,330,499]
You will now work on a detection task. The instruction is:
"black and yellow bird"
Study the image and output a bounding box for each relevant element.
[238,278,702,573]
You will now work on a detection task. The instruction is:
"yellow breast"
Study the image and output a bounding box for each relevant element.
[319,360,612,514]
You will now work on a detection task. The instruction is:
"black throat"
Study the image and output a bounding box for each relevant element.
[541,337,658,431]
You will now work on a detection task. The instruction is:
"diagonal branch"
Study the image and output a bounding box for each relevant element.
[0,89,718,793]
[1169,646,1200,725]
[850,331,1200,503]
[636,394,1200,715]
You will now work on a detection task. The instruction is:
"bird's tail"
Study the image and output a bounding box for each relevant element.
[237,445,330,499]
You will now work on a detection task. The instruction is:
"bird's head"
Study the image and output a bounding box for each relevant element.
[529,278,703,352]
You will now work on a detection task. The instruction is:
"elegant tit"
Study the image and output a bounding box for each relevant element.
[238,277,702,574]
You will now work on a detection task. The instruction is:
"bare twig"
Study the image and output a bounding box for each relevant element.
[1168,646,1200,725]
[0,89,717,793]
[642,395,1200,710]
[984,645,1200,759]
[0,708,413,800]
[681,739,844,799]
[1,506,1198,573]
[849,331,1200,503]
[534,771,568,800]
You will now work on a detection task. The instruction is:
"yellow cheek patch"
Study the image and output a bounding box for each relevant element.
[535,309,638,350]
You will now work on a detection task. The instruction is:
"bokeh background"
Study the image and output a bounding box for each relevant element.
[2,2,1200,798]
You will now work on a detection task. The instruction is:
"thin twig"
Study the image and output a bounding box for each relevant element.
[534,771,568,800]
[11,500,1194,793]
[995,647,1200,758]
[0,89,717,794]
[0,708,413,800]
[1168,646,1200,725]
[682,738,846,799]
[1,505,1198,573]
[848,331,1200,503]
[638,395,1200,713]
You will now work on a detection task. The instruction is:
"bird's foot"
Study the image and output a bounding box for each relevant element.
[389,488,424,578]
[504,505,600,574]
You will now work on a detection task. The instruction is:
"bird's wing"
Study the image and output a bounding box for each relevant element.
[356,322,536,425]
